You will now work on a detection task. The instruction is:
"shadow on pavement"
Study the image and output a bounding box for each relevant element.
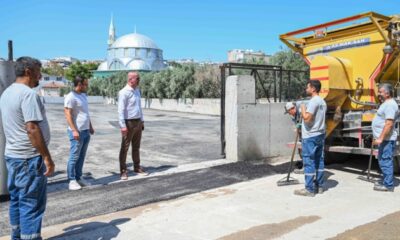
[91,164,177,185]
[323,170,339,192]
[46,165,177,194]
[47,218,130,240]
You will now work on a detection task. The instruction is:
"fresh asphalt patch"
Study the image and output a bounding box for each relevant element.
[0,161,279,236]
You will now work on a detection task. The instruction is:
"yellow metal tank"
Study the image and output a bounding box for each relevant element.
[280,12,400,136]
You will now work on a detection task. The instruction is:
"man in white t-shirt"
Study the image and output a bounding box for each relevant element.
[64,76,94,190]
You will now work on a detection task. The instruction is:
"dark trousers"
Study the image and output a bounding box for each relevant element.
[119,119,143,173]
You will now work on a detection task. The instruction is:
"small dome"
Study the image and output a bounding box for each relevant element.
[97,61,108,71]
[127,59,150,71]
[111,33,159,49]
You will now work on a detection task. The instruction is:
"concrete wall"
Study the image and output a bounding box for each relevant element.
[43,96,106,104]
[143,98,220,116]
[44,96,220,116]
[225,75,295,161]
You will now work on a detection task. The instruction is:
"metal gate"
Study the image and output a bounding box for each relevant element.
[219,62,308,157]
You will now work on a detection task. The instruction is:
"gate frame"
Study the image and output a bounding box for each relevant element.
[219,62,308,157]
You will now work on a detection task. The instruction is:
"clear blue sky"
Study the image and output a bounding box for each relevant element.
[0,0,398,62]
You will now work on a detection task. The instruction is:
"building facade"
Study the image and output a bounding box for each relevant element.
[36,73,69,97]
[227,49,270,64]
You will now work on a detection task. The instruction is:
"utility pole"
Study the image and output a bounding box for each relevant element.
[0,40,15,199]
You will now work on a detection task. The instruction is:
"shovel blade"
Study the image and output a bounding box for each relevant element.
[277,177,300,186]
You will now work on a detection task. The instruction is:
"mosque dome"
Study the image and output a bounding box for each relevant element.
[94,16,166,74]
[111,33,159,49]
[97,61,108,71]
[127,59,151,71]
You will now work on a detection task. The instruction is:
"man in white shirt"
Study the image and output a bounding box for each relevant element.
[64,76,94,190]
[118,71,147,180]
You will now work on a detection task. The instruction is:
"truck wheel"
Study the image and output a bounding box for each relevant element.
[394,156,400,174]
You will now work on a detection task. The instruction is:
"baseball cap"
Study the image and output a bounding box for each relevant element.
[284,102,295,114]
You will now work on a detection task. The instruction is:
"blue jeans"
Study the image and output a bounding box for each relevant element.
[378,140,395,189]
[67,129,90,181]
[302,134,325,192]
[5,155,47,240]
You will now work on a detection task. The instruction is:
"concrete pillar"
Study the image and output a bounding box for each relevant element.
[0,60,15,197]
[225,75,264,161]
[224,75,295,161]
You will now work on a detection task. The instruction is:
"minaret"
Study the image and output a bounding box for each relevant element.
[107,14,116,47]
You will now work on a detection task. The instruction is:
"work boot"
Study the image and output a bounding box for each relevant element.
[374,180,383,186]
[293,168,304,174]
[315,187,324,194]
[294,188,315,197]
[373,184,394,192]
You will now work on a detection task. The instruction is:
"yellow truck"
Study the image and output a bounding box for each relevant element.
[280,12,400,169]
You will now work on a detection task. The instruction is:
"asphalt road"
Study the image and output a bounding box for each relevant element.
[44,103,222,185]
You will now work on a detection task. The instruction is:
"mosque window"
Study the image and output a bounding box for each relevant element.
[124,48,129,57]
[135,48,140,58]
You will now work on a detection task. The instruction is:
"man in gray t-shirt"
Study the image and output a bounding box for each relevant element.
[0,57,54,240]
[294,80,327,197]
[372,83,399,192]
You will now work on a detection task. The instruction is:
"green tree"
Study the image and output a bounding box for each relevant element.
[42,62,64,76]
[193,64,220,98]
[65,61,98,81]
[169,66,194,99]
[270,47,309,100]
[270,47,308,71]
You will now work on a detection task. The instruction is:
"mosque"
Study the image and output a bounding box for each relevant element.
[94,16,166,77]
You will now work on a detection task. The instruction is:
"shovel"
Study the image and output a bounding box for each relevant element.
[277,129,301,186]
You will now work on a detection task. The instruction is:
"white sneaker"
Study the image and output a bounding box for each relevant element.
[69,180,82,190]
[78,178,91,187]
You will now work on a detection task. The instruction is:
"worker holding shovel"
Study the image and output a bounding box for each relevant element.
[285,102,304,173]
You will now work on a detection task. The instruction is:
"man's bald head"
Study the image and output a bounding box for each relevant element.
[127,71,140,88]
